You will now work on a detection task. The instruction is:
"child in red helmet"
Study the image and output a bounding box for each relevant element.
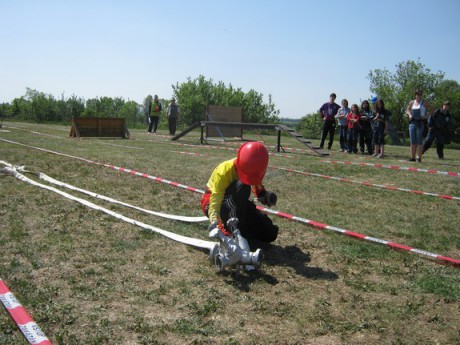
[201,142,279,243]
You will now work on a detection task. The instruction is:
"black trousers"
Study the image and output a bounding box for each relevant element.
[148,115,159,133]
[168,117,177,135]
[220,181,278,243]
[422,129,445,158]
[320,121,335,149]
[359,126,373,154]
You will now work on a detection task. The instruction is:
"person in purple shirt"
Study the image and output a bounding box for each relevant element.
[319,93,340,149]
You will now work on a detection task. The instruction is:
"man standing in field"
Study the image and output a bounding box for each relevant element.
[319,93,340,150]
[422,100,452,159]
[167,97,180,136]
[147,94,162,135]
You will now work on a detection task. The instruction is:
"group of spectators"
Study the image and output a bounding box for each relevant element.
[319,91,452,161]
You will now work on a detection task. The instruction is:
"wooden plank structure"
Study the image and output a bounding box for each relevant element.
[70,117,130,139]
[206,105,243,139]
[171,121,329,156]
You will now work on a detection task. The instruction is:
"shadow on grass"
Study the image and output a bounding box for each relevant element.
[262,243,338,281]
[217,243,338,292]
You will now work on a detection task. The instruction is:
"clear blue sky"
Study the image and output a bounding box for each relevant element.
[1,0,459,118]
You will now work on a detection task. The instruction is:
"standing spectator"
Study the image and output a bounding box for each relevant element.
[147,95,162,135]
[359,100,374,155]
[167,97,180,136]
[406,90,434,162]
[335,99,350,152]
[319,93,340,150]
[372,98,389,158]
[347,104,361,153]
[422,100,451,159]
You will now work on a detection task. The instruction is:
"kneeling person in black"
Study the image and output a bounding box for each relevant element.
[200,142,278,244]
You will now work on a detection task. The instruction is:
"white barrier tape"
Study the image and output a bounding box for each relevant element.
[0,279,52,345]
[270,166,460,201]
[170,150,207,157]
[258,206,460,267]
[1,291,21,309]
[322,159,460,177]
[168,151,460,201]
[2,138,459,267]
[2,166,215,250]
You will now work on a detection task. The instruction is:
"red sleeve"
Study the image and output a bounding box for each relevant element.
[252,185,266,197]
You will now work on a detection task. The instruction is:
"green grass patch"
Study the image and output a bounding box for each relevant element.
[0,121,459,344]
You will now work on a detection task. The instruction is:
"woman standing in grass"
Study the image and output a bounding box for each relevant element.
[347,104,361,153]
[359,100,374,155]
[406,90,434,162]
[336,99,350,152]
[372,98,389,158]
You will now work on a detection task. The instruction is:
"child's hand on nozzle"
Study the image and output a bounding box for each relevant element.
[259,190,277,207]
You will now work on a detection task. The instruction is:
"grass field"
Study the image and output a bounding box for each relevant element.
[0,121,459,345]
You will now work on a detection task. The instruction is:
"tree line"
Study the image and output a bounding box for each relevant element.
[298,59,460,143]
[0,75,280,130]
[1,60,458,142]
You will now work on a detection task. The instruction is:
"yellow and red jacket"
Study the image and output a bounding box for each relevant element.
[201,158,265,224]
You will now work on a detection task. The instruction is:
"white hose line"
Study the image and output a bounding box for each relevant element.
[0,161,207,223]
[1,166,215,250]
[40,173,206,223]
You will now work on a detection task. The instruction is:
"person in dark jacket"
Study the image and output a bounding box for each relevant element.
[422,101,451,159]
[319,93,340,150]
[166,97,180,135]
[359,100,374,155]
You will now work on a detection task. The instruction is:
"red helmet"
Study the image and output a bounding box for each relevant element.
[235,142,268,185]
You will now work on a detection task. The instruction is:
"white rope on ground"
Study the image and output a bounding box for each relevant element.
[1,166,215,250]
[0,161,207,223]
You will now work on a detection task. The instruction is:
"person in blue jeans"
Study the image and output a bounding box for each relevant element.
[319,93,340,150]
[406,90,434,162]
[335,99,350,152]
[347,104,361,153]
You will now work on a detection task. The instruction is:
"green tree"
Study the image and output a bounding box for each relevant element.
[10,97,31,120]
[367,59,445,131]
[172,75,280,127]
[66,94,85,120]
[119,100,142,127]
[24,88,59,122]
[298,112,323,139]
[83,97,126,118]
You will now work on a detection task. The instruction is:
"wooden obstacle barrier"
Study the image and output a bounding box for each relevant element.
[206,105,243,139]
[70,117,130,139]
[172,121,329,156]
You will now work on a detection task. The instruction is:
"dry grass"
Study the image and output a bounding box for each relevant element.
[0,121,459,345]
